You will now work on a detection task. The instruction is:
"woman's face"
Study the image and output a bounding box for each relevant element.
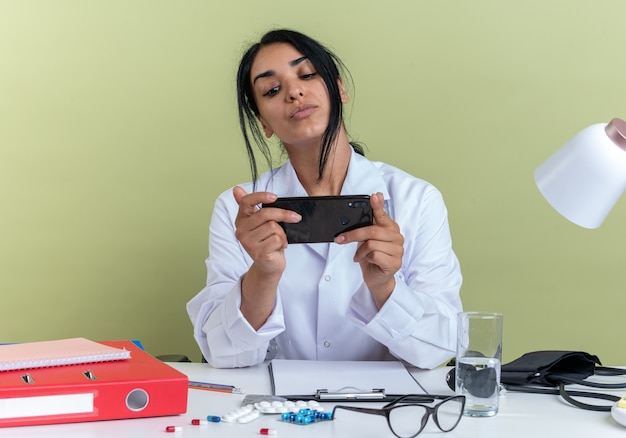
[250,42,348,149]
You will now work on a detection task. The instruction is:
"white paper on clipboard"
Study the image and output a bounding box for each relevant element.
[269,359,424,396]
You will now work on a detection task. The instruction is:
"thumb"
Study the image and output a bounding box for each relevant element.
[233,186,248,205]
[370,192,390,224]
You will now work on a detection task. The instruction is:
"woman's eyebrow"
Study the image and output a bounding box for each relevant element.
[290,56,308,67]
[253,56,310,85]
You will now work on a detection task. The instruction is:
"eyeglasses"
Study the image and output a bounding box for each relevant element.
[331,394,465,438]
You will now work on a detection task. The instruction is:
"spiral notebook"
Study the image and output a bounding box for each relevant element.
[0,337,131,371]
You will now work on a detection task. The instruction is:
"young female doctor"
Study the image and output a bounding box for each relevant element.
[187,29,463,369]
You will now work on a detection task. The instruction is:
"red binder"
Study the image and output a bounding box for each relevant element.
[0,340,188,427]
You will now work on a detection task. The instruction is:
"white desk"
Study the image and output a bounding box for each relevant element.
[2,362,626,437]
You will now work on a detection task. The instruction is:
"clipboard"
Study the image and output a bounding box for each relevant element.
[268,359,429,403]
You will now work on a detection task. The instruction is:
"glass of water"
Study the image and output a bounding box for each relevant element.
[455,311,503,417]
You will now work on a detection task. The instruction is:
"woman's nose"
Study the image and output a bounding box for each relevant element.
[286,82,303,100]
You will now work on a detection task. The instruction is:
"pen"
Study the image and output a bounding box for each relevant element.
[188,380,238,390]
[188,381,245,394]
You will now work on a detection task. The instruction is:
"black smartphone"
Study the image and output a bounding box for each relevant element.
[262,195,373,244]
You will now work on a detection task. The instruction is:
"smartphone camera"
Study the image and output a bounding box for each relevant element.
[348,201,369,208]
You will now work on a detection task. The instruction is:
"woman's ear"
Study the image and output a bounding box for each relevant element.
[256,115,274,138]
[338,77,349,104]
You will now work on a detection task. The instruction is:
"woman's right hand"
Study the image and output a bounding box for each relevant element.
[233,186,301,276]
[233,186,301,329]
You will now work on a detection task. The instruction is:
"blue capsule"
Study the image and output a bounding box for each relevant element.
[280,408,333,425]
[317,412,329,420]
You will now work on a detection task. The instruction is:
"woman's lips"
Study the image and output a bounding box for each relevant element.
[290,104,316,120]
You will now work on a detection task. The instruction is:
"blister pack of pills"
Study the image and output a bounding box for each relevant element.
[255,399,322,414]
[222,405,261,423]
[231,396,332,426]
[280,407,333,425]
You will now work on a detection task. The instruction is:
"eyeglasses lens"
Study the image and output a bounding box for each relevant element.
[435,397,464,431]
[388,405,428,438]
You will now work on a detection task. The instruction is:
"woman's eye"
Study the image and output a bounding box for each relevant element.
[263,86,280,97]
[301,72,317,80]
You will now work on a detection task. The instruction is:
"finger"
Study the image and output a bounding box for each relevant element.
[240,207,301,242]
[232,186,248,203]
[235,208,291,252]
[260,207,302,224]
[233,187,278,216]
[335,217,391,244]
[358,250,397,274]
[241,220,290,253]
[370,192,391,225]
[337,215,403,246]
[353,239,403,265]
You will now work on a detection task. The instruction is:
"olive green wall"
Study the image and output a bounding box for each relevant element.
[2,1,625,364]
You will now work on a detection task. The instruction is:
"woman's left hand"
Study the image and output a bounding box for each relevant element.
[334,192,404,308]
